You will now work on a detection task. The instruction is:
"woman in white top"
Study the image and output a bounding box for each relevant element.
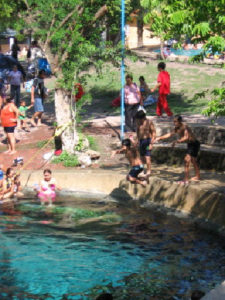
[124,74,142,132]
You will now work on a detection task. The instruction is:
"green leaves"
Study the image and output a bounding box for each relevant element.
[192,22,211,37]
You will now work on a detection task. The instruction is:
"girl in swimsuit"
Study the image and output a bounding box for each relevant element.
[35,169,61,206]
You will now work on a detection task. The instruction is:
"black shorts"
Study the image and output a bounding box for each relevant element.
[4,126,16,133]
[187,140,200,158]
[139,138,151,157]
[129,165,144,179]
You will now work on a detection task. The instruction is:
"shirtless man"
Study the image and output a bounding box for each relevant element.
[134,110,156,176]
[155,115,200,183]
[111,139,147,187]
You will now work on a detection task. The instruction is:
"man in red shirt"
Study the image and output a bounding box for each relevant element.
[151,62,173,117]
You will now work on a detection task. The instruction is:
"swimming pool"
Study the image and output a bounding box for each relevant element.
[154,48,203,57]
[0,198,224,299]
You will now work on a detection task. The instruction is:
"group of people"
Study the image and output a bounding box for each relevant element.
[0,165,22,200]
[124,62,173,133]
[112,111,200,187]
[0,69,47,154]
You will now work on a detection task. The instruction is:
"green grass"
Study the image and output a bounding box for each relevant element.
[85,60,225,115]
[87,135,98,151]
[36,139,54,149]
[52,151,80,167]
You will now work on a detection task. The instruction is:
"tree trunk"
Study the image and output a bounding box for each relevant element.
[54,88,79,154]
[137,18,144,47]
[160,38,165,60]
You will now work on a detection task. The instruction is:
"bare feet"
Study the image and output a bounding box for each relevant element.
[30,120,36,127]
[3,150,11,154]
[177,180,189,185]
[9,151,17,155]
[190,176,200,181]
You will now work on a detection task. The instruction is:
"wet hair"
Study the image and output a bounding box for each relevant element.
[96,294,113,300]
[191,290,205,300]
[174,115,183,122]
[122,139,131,148]
[135,110,146,119]
[43,169,52,175]
[126,74,133,80]
[158,62,166,70]
[139,76,145,81]
[6,168,13,177]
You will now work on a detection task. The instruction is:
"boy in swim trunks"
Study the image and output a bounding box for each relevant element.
[111,139,147,187]
[155,115,200,183]
[132,110,156,177]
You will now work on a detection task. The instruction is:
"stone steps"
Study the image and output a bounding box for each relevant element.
[152,143,225,171]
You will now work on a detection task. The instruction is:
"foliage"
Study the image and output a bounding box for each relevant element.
[202,87,225,119]
[52,151,80,167]
[141,0,225,54]
[87,135,98,151]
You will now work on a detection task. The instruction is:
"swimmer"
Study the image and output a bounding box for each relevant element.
[111,138,147,187]
[35,169,61,207]
[155,115,200,184]
[13,174,24,198]
[2,167,15,199]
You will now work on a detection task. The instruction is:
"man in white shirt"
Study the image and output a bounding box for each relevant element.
[8,65,24,107]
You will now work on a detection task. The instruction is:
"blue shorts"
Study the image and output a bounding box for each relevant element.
[4,126,16,133]
[140,138,151,157]
[34,98,44,112]
[129,165,144,179]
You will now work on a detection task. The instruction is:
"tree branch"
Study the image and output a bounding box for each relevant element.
[22,0,30,10]
[93,5,108,22]
[44,15,56,51]
[48,5,83,43]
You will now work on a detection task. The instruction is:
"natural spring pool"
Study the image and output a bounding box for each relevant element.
[0,196,224,300]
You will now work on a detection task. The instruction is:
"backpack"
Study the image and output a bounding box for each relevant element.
[25,79,34,93]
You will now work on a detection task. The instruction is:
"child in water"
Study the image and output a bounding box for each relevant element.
[35,169,60,206]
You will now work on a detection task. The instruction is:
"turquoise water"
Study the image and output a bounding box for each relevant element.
[154,48,203,57]
[0,200,225,299]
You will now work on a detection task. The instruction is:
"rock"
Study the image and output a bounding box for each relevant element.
[85,149,100,160]
[82,137,89,150]
[76,152,92,166]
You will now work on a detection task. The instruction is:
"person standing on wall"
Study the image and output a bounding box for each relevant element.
[124,74,142,132]
[8,65,24,107]
[31,70,47,127]
[151,62,173,117]
[11,38,20,61]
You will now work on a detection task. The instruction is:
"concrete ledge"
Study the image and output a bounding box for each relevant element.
[20,170,225,235]
[152,144,225,171]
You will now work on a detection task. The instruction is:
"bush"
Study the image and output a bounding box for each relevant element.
[52,151,80,167]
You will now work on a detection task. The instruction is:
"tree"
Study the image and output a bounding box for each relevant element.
[141,0,225,117]
[11,0,121,153]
